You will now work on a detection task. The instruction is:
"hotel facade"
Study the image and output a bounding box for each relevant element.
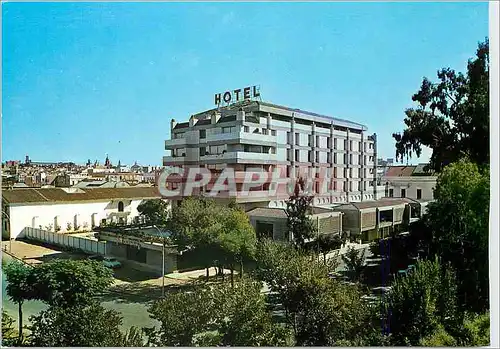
[163,100,384,211]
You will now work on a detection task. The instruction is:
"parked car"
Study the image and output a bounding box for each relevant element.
[88,255,122,269]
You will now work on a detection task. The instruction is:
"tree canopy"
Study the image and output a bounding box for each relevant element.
[137,199,170,226]
[418,159,489,312]
[393,39,489,172]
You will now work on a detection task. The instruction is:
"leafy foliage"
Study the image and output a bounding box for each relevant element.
[393,39,489,172]
[317,233,343,262]
[285,178,317,248]
[341,246,366,281]
[254,240,375,346]
[146,279,291,346]
[461,312,490,346]
[2,311,18,347]
[383,258,460,346]
[3,260,36,343]
[30,259,114,308]
[28,303,126,347]
[169,197,257,280]
[418,159,489,312]
[137,199,170,226]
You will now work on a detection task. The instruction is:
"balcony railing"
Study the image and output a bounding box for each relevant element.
[201,151,277,162]
[165,138,186,149]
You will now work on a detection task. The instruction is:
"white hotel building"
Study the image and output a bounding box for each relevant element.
[163,100,385,211]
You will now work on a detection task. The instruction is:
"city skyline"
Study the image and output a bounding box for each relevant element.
[2,2,489,165]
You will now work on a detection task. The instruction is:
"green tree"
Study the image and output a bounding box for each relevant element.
[30,259,113,308]
[393,39,489,172]
[146,288,215,346]
[137,199,170,226]
[285,178,317,249]
[210,207,257,286]
[254,240,374,345]
[317,233,343,263]
[147,279,291,346]
[421,159,489,312]
[170,198,257,282]
[341,246,366,282]
[3,260,35,344]
[28,302,127,347]
[383,258,459,346]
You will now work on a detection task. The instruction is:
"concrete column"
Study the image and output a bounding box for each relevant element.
[346,128,350,202]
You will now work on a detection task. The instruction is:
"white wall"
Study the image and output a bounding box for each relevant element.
[382,176,437,201]
[8,198,154,239]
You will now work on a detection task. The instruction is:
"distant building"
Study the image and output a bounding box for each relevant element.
[381,164,437,201]
[2,187,164,240]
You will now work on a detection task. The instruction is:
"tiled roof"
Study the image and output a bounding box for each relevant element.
[384,166,416,177]
[3,187,161,204]
[246,207,287,219]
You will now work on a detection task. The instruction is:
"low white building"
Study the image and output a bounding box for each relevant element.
[2,187,164,240]
[382,164,437,201]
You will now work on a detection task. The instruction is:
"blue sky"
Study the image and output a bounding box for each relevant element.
[2,2,489,166]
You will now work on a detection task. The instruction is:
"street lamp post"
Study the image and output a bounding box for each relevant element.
[152,225,167,298]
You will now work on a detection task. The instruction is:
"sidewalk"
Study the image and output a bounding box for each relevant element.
[165,267,234,281]
[324,242,371,260]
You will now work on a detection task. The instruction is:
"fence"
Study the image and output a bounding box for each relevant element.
[23,227,107,255]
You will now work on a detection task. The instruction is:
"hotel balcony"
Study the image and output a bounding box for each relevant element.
[165,138,187,149]
[205,131,277,144]
[201,151,277,163]
[163,155,185,166]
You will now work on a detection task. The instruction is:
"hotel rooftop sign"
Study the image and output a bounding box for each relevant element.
[215,85,261,107]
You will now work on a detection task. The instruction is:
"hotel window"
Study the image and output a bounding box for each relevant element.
[334,167,338,178]
[334,153,337,164]
[199,129,206,139]
[327,153,331,163]
[271,129,276,136]
[350,140,353,151]
[295,133,300,145]
[333,181,337,191]
[308,135,312,147]
[222,126,235,134]
[287,149,292,161]
[344,154,348,164]
[349,182,353,192]
[358,168,362,178]
[334,138,337,149]
[244,126,249,132]
[359,155,362,164]
[343,181,347,192]
[349,168,353,178]
[344,139,348,150]
[417,189,422,200]
[401,188,406,198]
[308,151,313,162]
[359,141,362,152]
[316,151,320,162]
[287,132,291,144]
[287,166,292,177]
[327,137,331,148]
[344,168,348,178]
[295,149,300,162]
[349,154,353,164]
[262,128,269,135]
[316,135,320,147]
[200,147,206,156]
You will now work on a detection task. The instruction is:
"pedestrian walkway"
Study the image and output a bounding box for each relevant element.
[166,267,234,281]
